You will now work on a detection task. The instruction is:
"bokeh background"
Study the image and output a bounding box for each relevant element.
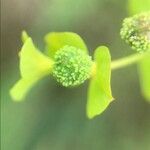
[1,0,150,150]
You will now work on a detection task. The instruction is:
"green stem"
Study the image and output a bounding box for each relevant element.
[91,52,149,77]
[111,52,147,70]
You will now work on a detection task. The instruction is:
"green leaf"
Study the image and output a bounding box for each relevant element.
[44,32,88,57]
[87,46,113,119]
[10,38,54,101]
[128,0,150,15]
[138,52,150,101]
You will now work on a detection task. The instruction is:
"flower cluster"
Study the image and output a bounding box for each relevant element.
[10,31,113,118]
[120,12,150,52]
[52,45,93,87]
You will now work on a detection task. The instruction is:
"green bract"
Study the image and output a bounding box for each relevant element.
[128,0,150,15]
[87,46,113,118]
[138,52,150,101]
[44,32,88,58]
[10,37,53,101]
[120,12,150,52]
[52,45,92,87]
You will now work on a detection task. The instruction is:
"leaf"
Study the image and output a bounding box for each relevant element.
[128,0,150,15]
[138,52,150,101]
[10,38,54,101]
[44,32,88,58]
[87,46,113,119]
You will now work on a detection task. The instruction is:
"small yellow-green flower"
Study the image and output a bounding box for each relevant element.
[53,46,92,87]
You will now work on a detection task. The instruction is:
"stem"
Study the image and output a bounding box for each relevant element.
[90,52,148,77]
[111,52,147,70]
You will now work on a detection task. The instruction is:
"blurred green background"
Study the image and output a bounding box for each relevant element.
[1,0,150,150]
